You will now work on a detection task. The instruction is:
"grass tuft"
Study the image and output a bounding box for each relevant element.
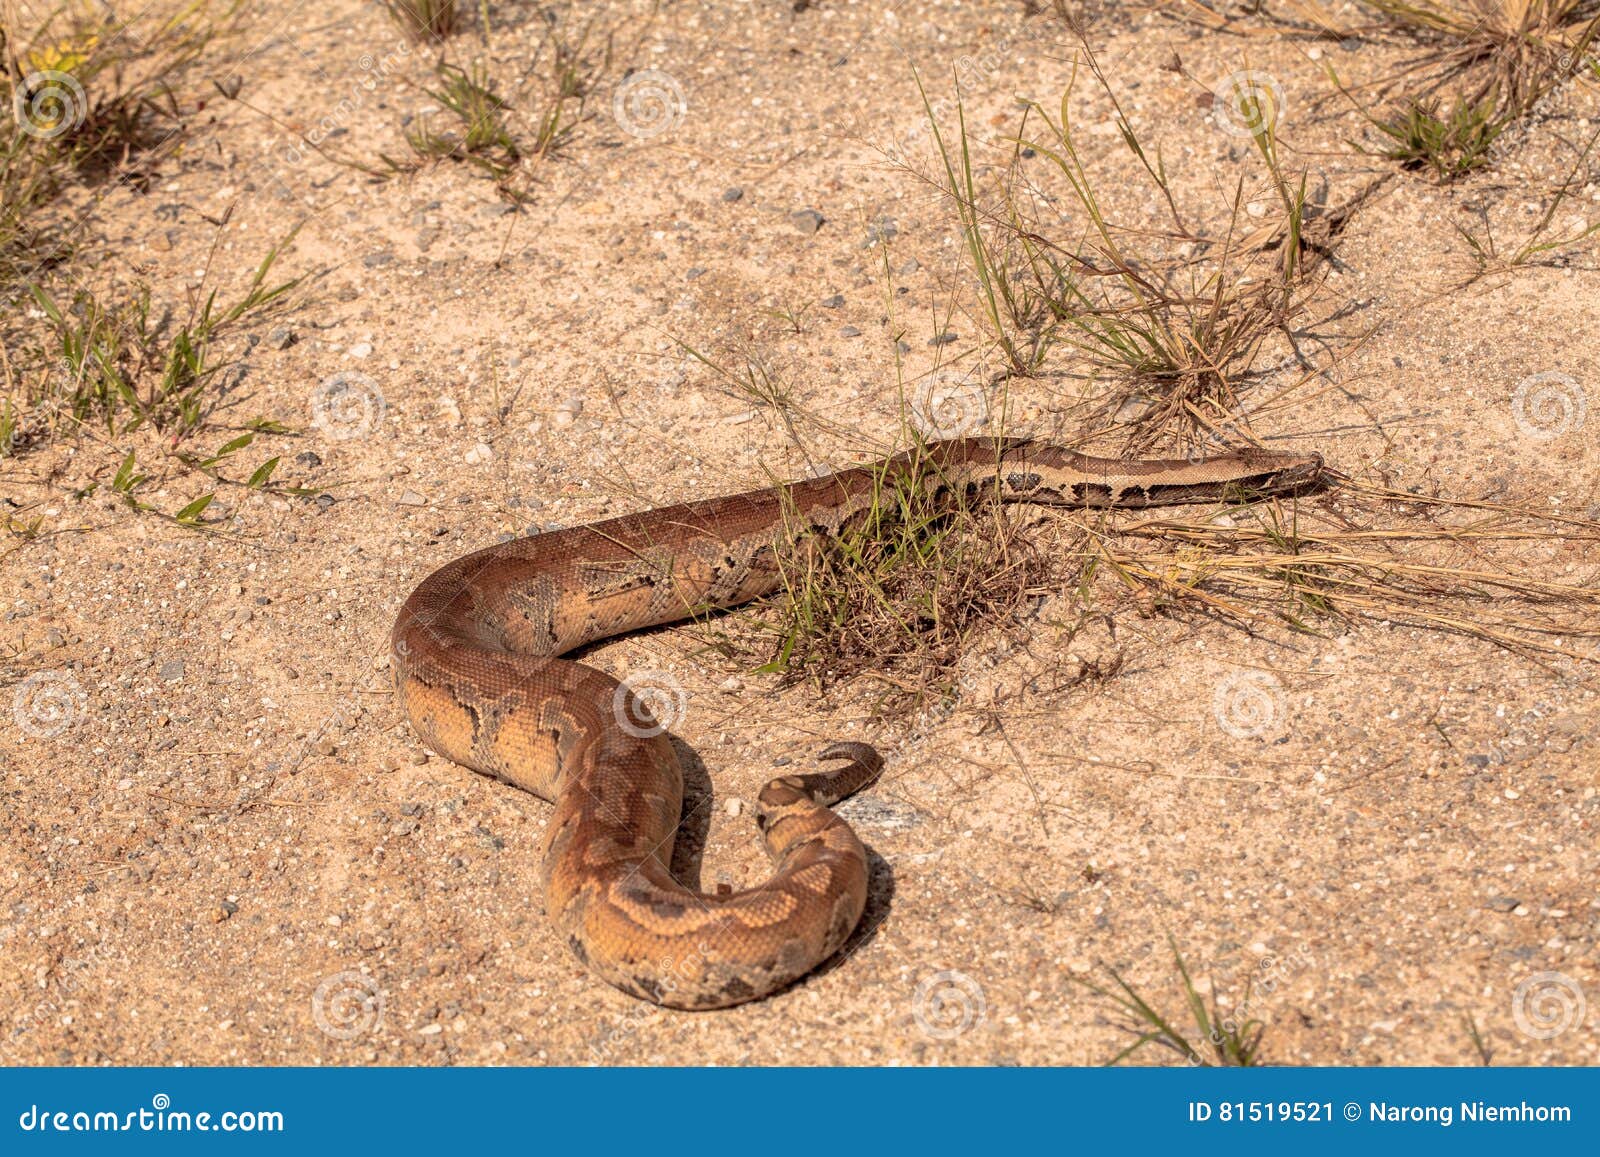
[1076,937,1266,1066]
[1354,1,1600,167]
[380,21,604,198]
[2,2,236,184]
[1373,93,1508,177]
[382,0,463,42]
[23,228,297,440]
[403,61,521,177]
[911,39,1330,452]
[757,440,1052,714]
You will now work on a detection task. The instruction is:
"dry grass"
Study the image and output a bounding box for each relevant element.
[0,125,61,284]
[827,26,1600,722]
[1,1,255,472]
[907,34,1342,454]
[376,17,607,199]
[1077,937,1267,1067]
[1363,0,1599,111]
[0,2,236,288]
[1097,480,1600,661]
[1349,1,1600,173]
[758,440,1055,716]
[382,0,464,43]
[1,1,235,184]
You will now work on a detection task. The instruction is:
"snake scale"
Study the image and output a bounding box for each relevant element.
[390,437,1323,1008]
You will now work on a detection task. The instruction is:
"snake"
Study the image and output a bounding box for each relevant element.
[390,436,1324,1009]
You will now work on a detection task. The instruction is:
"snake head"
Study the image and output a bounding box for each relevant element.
[1224,449,1326,496]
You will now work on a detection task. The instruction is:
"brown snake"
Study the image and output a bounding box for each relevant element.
[390,437,1323,1008]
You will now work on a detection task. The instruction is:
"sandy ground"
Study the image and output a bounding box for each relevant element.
[2,0,1597,1065]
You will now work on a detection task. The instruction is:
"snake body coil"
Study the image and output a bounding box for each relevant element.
[391,437,1323,1008]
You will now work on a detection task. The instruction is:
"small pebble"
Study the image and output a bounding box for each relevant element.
[820,294,844,308]
[790,209,825,234]
[267,327,295,350]
[552,397,583,427]
[722,187,744,202]
[396,490,428,507]
[864,218,898,246]
[726,798,744,817]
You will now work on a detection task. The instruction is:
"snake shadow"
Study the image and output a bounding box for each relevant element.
[666,736,896,979]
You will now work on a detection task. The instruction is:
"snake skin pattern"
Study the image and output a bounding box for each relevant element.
[390,437,1323,1008]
